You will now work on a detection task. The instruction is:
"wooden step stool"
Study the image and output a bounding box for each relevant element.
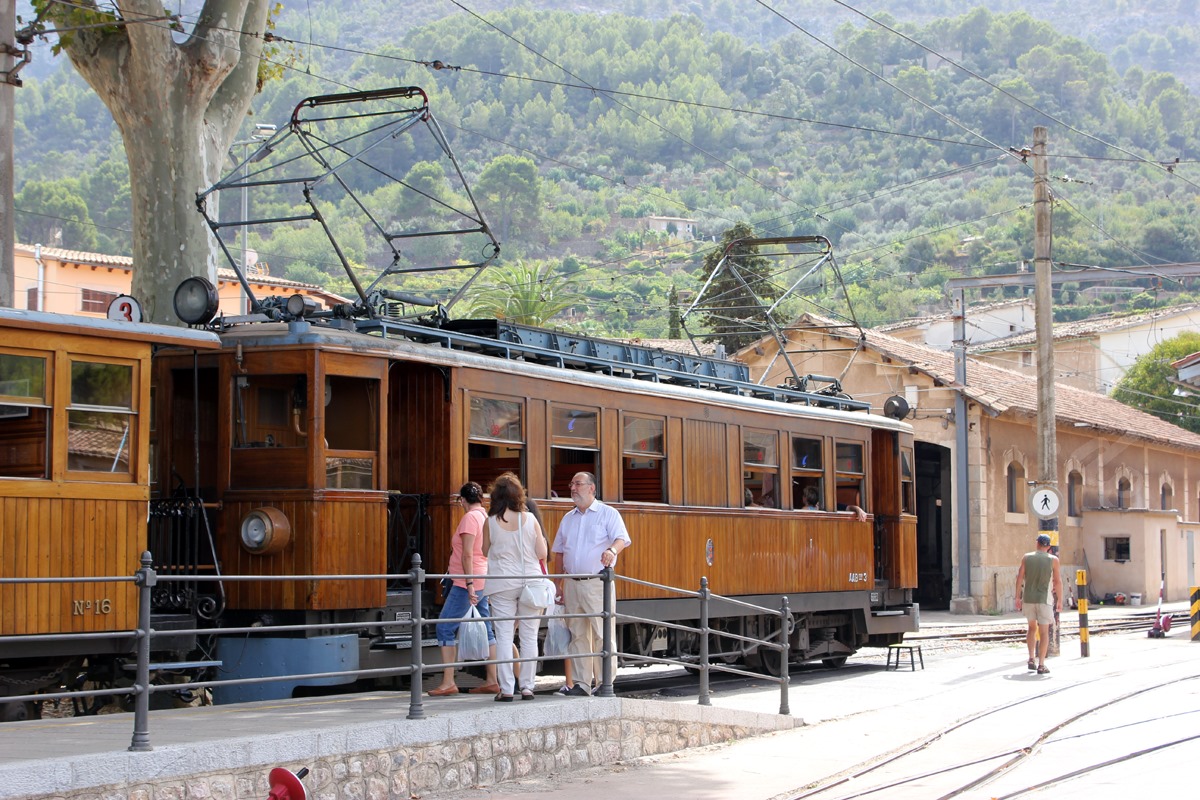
[885,643,924,671]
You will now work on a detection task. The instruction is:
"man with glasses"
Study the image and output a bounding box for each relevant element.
[551,472,631,696]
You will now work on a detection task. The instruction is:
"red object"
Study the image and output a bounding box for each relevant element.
[267,768,307,800]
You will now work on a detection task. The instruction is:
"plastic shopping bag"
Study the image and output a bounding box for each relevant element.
[457,604,489,661]
[544,603,571,658]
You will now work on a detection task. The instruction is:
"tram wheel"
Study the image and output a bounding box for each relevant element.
[0,700,38,722]
[756,645,788,677]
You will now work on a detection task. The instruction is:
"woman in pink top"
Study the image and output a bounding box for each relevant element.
[429,482,501,696]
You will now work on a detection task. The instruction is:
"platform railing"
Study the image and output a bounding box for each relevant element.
[0,551,793,751]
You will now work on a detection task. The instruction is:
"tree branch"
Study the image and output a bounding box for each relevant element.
[209,0,271,125]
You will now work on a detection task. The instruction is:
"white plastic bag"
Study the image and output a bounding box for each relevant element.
[544,603,571,658]
[457,604,489,661]
[519,577,556,611]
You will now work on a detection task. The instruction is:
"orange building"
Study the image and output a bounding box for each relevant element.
[13,243,346,319]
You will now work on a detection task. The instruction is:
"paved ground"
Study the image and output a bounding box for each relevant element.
[1,602,1194,799]
[425,602,1199,799]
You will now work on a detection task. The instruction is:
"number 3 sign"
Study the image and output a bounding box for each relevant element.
[107,295,143,323]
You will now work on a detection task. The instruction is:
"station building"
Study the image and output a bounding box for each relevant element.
[12,243,345,318]
[736,315,1200,614]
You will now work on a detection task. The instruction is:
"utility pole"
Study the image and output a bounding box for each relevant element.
[1032,126,1061,655]
[0,0,21,308]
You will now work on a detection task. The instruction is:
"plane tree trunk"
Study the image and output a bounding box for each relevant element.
[44,0,270,322]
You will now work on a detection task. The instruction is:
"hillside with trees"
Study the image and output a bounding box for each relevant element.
[12,2,1200,338]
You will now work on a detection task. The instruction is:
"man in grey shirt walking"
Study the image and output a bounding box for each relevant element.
[1015,533,1062,674]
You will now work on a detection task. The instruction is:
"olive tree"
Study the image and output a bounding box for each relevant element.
[34,0,272,322]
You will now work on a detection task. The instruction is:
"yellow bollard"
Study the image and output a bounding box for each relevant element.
[1191,586,1199,643]
[1077,570,1089,657]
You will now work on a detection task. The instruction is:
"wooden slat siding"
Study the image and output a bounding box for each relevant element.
[530,502,872,600]
[0,496,140,635]
[526,397,547,496]
[684,419,728,507]
[220,494,388,610]
[667,417,683,505]
[229,448,309,490]
[312,495,388,609]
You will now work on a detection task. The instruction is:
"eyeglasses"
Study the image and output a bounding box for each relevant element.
[568,480,592,487]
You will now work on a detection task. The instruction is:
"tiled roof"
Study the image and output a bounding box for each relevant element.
[974,303,1200,351]
[790,314,1200,451]
[875,298,1033,333]
[619,337,720,357]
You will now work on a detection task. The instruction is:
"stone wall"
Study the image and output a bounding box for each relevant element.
[10,698,797,800]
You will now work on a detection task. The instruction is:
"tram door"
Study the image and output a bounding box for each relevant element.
[870,429,918,592]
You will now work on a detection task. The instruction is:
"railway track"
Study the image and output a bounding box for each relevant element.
[911,610,1177,644]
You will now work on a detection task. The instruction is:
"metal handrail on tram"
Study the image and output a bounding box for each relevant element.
[0,553,792,752]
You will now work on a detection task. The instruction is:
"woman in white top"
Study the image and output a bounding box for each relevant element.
[483,472,549,701]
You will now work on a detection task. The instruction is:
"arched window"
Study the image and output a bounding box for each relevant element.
[1067,471,1083,517]
[1161,483,1173,511]
[1117,477,1131,509]
[1007,461,1026,513]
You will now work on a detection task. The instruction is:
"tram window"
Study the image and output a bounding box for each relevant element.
[791,435,824,509]
[325,376,379,490]
[231,375,308,449]
[67,360,136,476]
[901,447,914,514]
[469,395,525,490]
[744,429,779,508]
[550,405,599,498]
[623,415,665,503]
[835,440,866,514]
[0,352,49,479]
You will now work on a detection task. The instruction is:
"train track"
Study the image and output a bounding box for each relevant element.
[910,610,1175,645]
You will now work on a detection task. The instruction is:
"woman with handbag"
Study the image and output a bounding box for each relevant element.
[482,472,549,701]
[429,482,501,696]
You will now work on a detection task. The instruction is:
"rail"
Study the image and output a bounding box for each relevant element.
[0,552,791,751]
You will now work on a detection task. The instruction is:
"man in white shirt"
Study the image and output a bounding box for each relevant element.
[552,471,631,696]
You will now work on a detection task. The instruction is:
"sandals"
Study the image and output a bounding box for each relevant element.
[520,689,535,701]
[494,694,514,702]
[1027,659,1036,671]
[1037,665,1050,675]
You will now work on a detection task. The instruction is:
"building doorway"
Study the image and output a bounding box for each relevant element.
[915,441,952,609]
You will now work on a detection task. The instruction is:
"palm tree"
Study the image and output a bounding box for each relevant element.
[463,261,582,327]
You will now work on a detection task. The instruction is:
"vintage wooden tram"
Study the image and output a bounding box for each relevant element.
[0,308,219,720]
[153,295,918,699]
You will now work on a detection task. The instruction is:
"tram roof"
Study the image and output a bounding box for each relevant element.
[0,307,222,349]
[211,320,913,435]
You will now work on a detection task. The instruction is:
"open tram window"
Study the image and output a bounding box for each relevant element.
[791,435,824,509]
[900,446,915,514]
[67,358,136,478]
[550,405,599,498]
[0,351,49,479]
[622,415,665,503]
[834,440,867,515]
[325,375,379,490]
[230,373,308,490]
[743,429,779,508]
[469,395,525,490]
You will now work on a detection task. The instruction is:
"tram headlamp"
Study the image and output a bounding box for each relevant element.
[286,294,319,319]
[239,507,292,555]
[174,277,220,326]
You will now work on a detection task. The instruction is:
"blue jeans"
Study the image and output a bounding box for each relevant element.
[436,585,496,646]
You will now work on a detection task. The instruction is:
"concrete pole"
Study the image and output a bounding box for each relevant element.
[1032,126,1060,654]
[0,0,17,308]
[952,288,972,608]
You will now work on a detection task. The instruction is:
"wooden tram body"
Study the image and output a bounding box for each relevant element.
[150,314,917,697]
[0,309,219,720]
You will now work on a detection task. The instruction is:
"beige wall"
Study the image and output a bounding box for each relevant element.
[14,247,339,319]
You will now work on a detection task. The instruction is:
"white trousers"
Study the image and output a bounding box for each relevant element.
[488,587,540,694]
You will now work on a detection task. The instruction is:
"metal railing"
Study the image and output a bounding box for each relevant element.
[0,552,792,752]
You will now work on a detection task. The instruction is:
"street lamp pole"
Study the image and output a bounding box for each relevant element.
[231,123,276,312]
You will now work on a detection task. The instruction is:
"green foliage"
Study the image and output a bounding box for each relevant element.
[15,178,97,251]
[1112,332,1200,433]
[462,260,582,326]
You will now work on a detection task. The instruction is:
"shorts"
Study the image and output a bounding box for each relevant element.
[1023,602,1054,625]
[436,585,496,646]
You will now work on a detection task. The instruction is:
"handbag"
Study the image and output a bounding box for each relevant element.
[516,512,555,611]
